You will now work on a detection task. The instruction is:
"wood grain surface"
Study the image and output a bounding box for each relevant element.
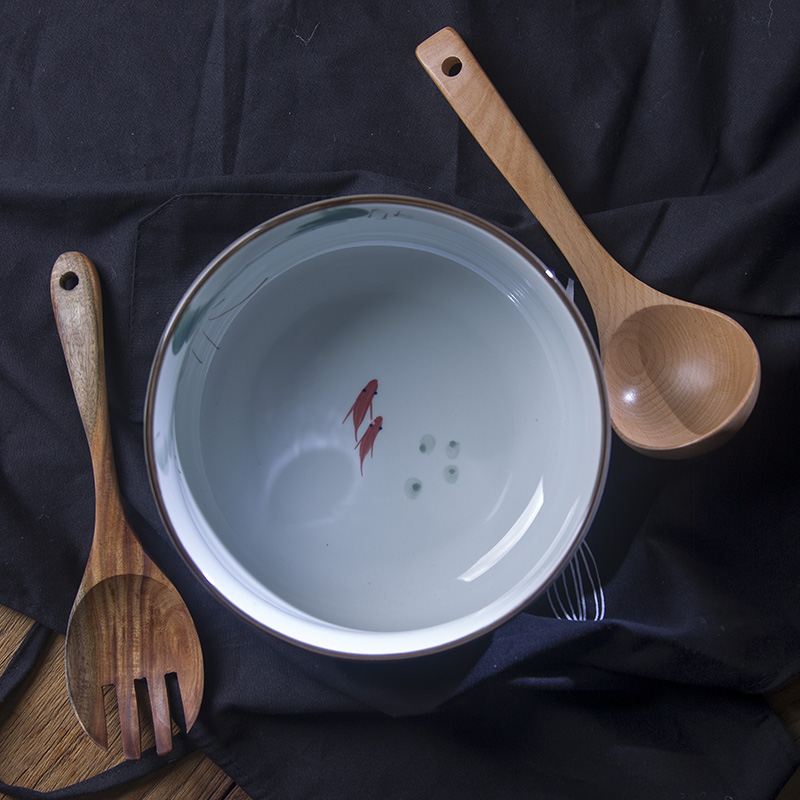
[50,253,204,761]
[0,605,250,800]
[1,601,799,797]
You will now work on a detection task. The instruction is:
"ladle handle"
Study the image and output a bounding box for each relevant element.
[416,27,629,324]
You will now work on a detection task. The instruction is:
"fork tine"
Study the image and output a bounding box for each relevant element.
[175,674,202,731]
[116,682,141,760]
[148,674,173,756]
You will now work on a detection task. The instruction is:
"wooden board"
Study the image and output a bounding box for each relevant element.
[0,605,250,799]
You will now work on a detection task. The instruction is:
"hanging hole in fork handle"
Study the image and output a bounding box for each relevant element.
[59,271,79,291]
[441,56,462,76]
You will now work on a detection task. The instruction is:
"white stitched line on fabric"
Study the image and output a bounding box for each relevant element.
[547,541,605,621]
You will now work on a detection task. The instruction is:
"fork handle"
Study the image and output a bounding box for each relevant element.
[51,253,162,589]
[51,253,111,457]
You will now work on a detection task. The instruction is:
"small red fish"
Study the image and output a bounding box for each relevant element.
[355,416,383,475]
[343,379,378,441]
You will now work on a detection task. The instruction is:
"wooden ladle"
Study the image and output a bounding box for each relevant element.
[51,252,203,759]
[417,28,761,458]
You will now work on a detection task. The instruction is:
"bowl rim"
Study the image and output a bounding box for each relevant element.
[144,193,611,660]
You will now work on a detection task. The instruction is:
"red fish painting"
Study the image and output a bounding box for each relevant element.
[343,379,378,441]
[355,416,383,476]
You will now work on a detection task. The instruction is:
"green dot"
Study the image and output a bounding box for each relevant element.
[445,440,460,459]
[443,465,459,484]
[404,478,423,499]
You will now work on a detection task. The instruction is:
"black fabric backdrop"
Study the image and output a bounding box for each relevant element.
[1,1,799,798]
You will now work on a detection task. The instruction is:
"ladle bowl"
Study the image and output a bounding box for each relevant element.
[603,303,759,453]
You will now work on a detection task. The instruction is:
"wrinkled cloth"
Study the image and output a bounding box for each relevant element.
[1,2,799,798]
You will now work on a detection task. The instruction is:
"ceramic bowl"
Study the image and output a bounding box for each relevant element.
[145,196,609,659]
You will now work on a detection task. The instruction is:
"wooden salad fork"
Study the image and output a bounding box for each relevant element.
[51,252,203,760]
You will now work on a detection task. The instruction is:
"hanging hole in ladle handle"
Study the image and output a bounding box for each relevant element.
[441,56,462,76]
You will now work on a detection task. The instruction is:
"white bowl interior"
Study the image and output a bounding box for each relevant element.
[147,198,608,658]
